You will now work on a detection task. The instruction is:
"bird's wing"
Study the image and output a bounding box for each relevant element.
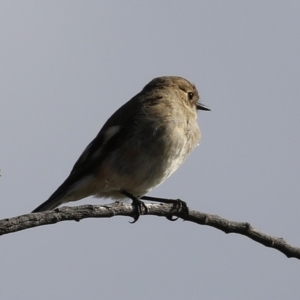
[32,94,161,212]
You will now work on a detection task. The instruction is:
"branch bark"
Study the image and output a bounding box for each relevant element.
[1,202,299,260]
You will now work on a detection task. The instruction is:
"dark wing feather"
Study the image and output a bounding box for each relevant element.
[32,93,159,212]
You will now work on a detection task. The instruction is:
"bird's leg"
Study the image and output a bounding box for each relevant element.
[120,190,148,223]
[140,196,189,221]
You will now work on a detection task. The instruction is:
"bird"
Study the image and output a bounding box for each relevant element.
[32,76,210,222]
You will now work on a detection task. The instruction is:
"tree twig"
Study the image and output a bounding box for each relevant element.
[0,202,299,260]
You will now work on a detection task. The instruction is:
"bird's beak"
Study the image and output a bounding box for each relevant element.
[196,103,211,111]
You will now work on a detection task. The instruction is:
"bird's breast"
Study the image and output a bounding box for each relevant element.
[95,115,200,197]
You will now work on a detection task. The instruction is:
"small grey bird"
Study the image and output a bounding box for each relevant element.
[32,76,210,222]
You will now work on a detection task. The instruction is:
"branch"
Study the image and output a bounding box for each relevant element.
[1,202,299,260]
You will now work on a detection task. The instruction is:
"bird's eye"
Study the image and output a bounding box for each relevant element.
[188,92,194,100]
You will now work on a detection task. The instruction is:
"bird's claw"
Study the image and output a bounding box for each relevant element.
[166,215,179,221]
[167,199,189,221]
[129,198,148,224]
[120,190,148,224]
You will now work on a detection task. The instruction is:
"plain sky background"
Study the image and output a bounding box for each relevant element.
[1,1,300,299]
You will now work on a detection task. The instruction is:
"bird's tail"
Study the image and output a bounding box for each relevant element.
[32,179,73,212]
[32,196,65,212]
[32,174,93,213]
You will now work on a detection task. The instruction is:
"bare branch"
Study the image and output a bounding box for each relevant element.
[0,202,299,260]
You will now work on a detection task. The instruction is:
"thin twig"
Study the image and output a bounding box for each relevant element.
[0,202,299,260]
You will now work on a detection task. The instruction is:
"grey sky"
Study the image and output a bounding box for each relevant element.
[1,1,300,299]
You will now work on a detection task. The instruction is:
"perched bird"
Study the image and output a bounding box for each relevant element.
[32,76,210,222]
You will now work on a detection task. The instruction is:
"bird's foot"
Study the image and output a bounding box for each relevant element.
[140,196,189,221]
[166,199,189,221]
[120,190,148,223]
